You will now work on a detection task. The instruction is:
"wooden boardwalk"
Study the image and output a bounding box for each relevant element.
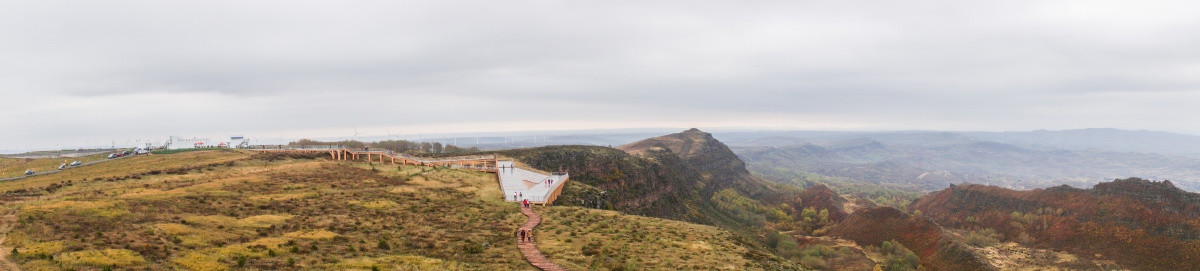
[518,206,567,271]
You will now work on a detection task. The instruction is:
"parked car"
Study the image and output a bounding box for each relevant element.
[59,163,67,170]
[108,153,117,159]
[70,161,82,166]
[25,170,34,176]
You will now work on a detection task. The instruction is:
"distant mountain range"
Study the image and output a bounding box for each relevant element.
[715,128,1200,157]
[717,129,1200,192]
[964,128,1200,158]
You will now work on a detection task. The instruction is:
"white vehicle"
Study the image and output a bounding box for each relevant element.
[70,161,82,166]
[58,163,67,170]
[24,169,34,176]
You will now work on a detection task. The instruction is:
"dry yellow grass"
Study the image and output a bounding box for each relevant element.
[185,175,269,190]
[333,255,466,270]
[118,188,187,199]
[184,215,240,227]
[0,150,250,193]
[154,223,243,248]
[349,200,399,209]
[284,229,339,240]
[236,214,294,228]
[56,249,147,268]
[21,200,129,218]
[172,250,227,271]
[248,192,314,202]
[155,223,197,235]
[537,206,784,270]
[390,186,418,194]
[14,241,65,255]
[15,259,58,271]
[0,153,109,177]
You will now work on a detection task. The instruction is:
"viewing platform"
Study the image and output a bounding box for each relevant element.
[497,160,569,204]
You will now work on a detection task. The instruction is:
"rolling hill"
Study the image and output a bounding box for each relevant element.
[909,178,1200,270]
[0,150,797,270]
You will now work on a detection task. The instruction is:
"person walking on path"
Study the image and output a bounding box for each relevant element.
[515,205,567,271]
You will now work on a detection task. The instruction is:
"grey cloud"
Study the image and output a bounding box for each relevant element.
[3,1,1200,151]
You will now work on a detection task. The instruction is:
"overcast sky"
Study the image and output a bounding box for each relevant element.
[3,1,1200,151]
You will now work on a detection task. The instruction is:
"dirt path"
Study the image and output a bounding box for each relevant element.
[517,206,567,271]
[0,210,20,271]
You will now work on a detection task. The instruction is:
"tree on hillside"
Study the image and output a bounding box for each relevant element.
[371,140,420,152]
[879,240,918,271]
[288,139,365,148]
[442,145,480,153]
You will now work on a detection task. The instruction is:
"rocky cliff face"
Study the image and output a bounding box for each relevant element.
[498,145,700,220]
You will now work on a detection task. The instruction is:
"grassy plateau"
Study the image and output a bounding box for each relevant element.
[1,150,789,270]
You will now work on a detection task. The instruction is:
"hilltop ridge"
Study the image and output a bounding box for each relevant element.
[618,128,765,194]
[501,129,803,229]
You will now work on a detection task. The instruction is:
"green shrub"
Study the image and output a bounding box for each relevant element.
[800,244,836,258]
[765,231,787,248]
[799,255,828,269]
[880,240,918,271]
[463,241,483,254]
[775,238,802,259]
[964,228,1000,247]
[581,242,602,256]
